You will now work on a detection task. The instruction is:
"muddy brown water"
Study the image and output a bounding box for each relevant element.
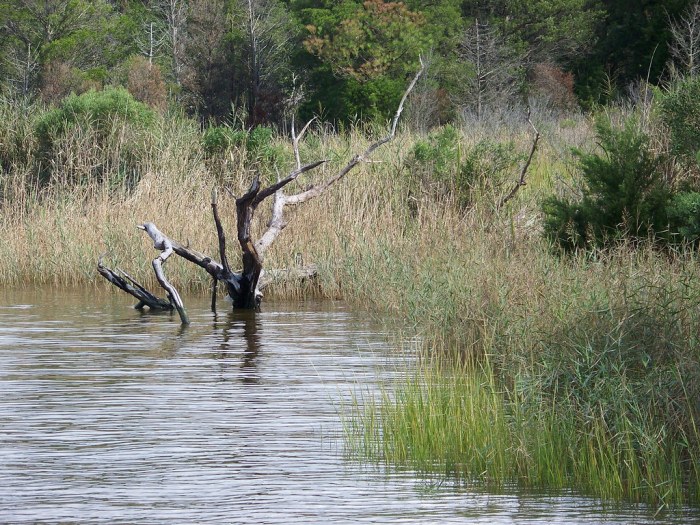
[0,288,698,524]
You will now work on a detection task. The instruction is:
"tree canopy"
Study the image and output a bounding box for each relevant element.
[0,0,696,123]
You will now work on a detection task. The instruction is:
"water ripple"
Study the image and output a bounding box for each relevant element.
[0,288,697,524]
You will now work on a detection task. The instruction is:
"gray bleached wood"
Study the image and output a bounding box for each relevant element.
[97,254,173,311]
[138,223,190,324]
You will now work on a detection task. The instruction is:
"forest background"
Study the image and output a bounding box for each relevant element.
[0,0,693,125]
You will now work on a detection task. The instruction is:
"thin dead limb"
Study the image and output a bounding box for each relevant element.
[496,110,540,210]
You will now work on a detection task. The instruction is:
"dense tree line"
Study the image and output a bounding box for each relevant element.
[0,0,696,125]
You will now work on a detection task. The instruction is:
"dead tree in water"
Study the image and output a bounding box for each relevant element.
[99,60,425,323]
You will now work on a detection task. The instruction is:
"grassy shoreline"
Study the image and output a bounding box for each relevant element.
[345,355,700,506]
[2,100,699,506]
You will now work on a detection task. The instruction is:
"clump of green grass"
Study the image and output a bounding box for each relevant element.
[345,353,700,506]
[340,232,700,506]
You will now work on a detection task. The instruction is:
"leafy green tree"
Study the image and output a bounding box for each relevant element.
[574,0,693,106]
[461,0,603,63]
[0,0,119,96]
[299,0,428,121]
[304,0,426,81]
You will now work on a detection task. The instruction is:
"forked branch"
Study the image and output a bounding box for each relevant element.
[255,57,426,255]
[139,223,190,324]
[97,254,173,311]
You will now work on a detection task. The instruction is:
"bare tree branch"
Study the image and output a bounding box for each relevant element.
[253,159,327,205]
[97,254,173,311]
[286,58,426,206]
[496,111,540,210]
[211,188,231,274]
[292,116,317,169]
[669,2,700,77]
[254,58,425,255]
[138,223,190,324]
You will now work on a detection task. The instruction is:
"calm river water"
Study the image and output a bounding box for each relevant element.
[0,288,698,524]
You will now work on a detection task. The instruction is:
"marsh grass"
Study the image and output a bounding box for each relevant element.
[345,353,700,505]
[1,99,699,506]
[332,184,700,506]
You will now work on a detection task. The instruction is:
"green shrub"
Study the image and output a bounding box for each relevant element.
[201,125,247,155]
[411,124,460,177]
[659,76,700,170]
[541,197,588,251]
[667,191,700,244]
[459,140,524,205]
[410,125,523,207]
[246,126,288,178]
[35,87,154,149]
[34,87,156,186]
[0,99,36,173]
[542,115,669,250]
[245,125,271,151]
[201,125,283,166]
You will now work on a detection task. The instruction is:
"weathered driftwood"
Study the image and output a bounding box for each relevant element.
[99,60,425,321]
[97,254,173,311]
[99,225,190,323]
[138,223,190,324]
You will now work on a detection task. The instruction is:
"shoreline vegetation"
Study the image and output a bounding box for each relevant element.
[2,89,700,507]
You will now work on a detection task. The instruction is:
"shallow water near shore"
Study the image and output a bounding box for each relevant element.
[0,287,698,524]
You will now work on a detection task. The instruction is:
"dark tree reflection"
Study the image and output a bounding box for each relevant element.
[215,309,262,384]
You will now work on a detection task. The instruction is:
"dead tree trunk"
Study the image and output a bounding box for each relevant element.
[99,60,424,321]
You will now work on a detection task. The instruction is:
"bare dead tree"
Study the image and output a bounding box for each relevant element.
[4,43,38,96]
[99,60,425,323]
[669,2,700,77]
[404,53,444,133]
[137,20,168,66]
[153,0,188,87]
[239,0,296,125]
[457,19,523,121]
[180,0,234,120]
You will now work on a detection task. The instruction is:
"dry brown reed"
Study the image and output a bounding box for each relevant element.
[0,108,543,297]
